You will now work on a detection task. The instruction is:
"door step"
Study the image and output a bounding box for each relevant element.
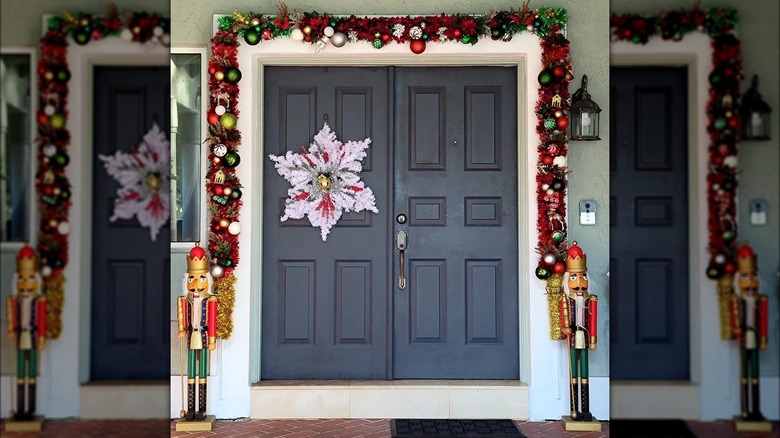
[80,382,168,419]
[250,380,528,419]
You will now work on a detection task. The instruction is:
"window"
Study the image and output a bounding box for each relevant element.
[170,52,205,242]
[1,53,32,242]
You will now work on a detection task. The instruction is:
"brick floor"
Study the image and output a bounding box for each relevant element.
[1,418,778,437]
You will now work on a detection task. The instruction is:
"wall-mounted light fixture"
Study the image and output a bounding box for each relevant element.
[569,74,601,141]
[740,75,772,140]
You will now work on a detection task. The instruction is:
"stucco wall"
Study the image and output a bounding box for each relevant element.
[613,0,780,378]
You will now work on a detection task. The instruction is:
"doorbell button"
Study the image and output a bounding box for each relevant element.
[396,214,407,224]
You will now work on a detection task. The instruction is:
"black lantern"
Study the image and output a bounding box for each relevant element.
[740,75,772,140]
[569,75,601,141]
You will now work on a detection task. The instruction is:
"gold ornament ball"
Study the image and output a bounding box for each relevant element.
[44,71,54,81]
[49,219,58,227]
[219,218,230,228]
[318,174,332,190]
[554,110,563,118]
[80,17,90,26]
[214,71,225,81]
[303,26,312,35]
[133,26,141,34]
[223,187,233,196]
[251,17,261,26]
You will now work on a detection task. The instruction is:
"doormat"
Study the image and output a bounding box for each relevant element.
[609,419,696,438]
[390,419,525,437]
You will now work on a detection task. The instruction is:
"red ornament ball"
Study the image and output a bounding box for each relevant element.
[552,65,565,78]
[262,28,273,40]
[207,112,220,125]
[381,34,391,42]
[410,39,426,54]
[712,156,723,166]
[37,113,49,125]
[542,155,554,165]
[453,29,462,38]
[208,66,216,75]
[43,185,54,195]
[724,263,736,274]
[547,145,559,155]
[213,184,224,196]
[728,117,739,129]
[553,262,566,274]
[556,116,569,130]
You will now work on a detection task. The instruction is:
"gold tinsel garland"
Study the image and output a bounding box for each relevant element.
[546,274,566,340]
[717,274,735,340]
[214,273,235,340]
[43,276,65,339]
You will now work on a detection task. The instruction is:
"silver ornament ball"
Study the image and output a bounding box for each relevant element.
[331,32,347,47]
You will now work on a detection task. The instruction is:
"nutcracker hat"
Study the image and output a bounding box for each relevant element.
[737,243,756,274]
[17,244,38,275]
[187,242,209,275]
[565,241,587,273]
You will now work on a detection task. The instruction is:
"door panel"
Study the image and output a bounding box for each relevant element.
[91,67,170,380]
[262,67,390,379]
[610,67,689,380]
[262,66,518,380]
[393,67,518,379]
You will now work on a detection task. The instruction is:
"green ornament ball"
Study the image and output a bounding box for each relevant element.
[230,187,242,200]
[631,35,641,44]
[551,179,564,191]
[551,230,565,242]
[225,67,242,84]
[222,258,234,267]
[544,118,556,129]
[538,70,554,86]
[490,27,503,40]
[723,230,736,242]
[220,113,237,129]
[714,118,727,130]
[60,189,71,200]
[706,265,722,279]
[460,35,471,44]
[49,113,66,129]
[73,27,91,45]
[372,39,383,49]
[422,33,429,40]
[52,152,70,168]
[244,29,260,45]
[223,151,241,168]
[54,68,71,83]
[708,71,722,85]
[535,266,552,280]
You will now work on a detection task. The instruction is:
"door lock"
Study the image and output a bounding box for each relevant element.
[395,230,407,289]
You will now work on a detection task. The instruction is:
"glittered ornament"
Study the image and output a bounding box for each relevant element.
[544,118,556,129]
[372,39,383,49]
[331,32,347,47]
[225,67,242,84]
[220,113,238,129]
[244,28,260,45]
[410,39,426,54]
[223,151,240,167]
[538,70,554,86]
[535,266,552,280]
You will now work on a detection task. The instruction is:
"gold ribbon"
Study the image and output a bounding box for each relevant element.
[717,274,735,340]
[44,275,65,339]
[214,273,236,340]
[546,274,566,340]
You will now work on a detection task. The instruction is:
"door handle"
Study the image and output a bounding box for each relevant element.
[396,230,407,289]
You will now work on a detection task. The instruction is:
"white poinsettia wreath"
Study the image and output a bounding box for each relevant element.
[99,123,170,241]
[270,122,378,241]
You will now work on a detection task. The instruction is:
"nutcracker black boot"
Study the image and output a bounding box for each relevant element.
[27,379,36,418]
[570,379,580,420]
[15,379,27,420]
[749,379,765,421]
[195,383,207,421]
[740,377,749,419]
[581,380,593,421]
[185,380,196,421]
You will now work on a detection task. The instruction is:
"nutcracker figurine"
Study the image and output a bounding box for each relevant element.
[729,243,768,421]
[559,241,598,422]
[177,242,217,422]
[6,244,46,421]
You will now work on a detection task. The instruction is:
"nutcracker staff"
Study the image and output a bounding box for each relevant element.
[559,241,598,421]
[177,242,217,421]
[729,243,768,421]
[6,244,46,421]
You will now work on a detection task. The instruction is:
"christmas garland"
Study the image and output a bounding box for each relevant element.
[210,3,571,340]
[37,9,169,338]
[611,6,741,339]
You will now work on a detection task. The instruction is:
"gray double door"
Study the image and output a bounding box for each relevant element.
[263,66,518,379]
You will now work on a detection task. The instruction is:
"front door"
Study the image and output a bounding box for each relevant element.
[262,66,518,380]
[91,66,170,380]
[610,66,690,380]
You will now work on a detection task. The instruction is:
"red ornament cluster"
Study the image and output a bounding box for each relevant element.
[206,31,243,278]
[534,33,573,280]
[611,8,742,280]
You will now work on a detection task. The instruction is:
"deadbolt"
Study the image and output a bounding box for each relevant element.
[396,214,407,224]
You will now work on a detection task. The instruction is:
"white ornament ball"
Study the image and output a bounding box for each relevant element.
[527,25,534,31]
[210,264,224,278]
[553,156,567,168]
[331,32,347,47]
[215,105,226,116]
[543,253,556,265]
[324,26,335,37]
[161,34,171,45]
[714,254,726,264]
[42,144,57,157]
[409,26,423,39]
[228,221,241,235]
[291,28,304,42]
[153,26,164,37]
[723,155,738,168]
[57,221,70,235]
[44,105,56,116]
[41,266,53,278]
[120,28,133,41]
[541,183,550,191]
